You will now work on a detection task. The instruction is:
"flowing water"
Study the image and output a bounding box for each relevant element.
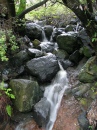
[44,62,68,130]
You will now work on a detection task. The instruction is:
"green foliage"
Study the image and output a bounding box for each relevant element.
[92,32,97,42]
[0,30,19,61]
[16,0,26,15]
[0,81,15,117]
[0,81,15,99]
[6,105,12,117]
[26,2,72,22]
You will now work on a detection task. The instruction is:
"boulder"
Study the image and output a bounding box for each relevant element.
[33,97,50,127]
[69,50,83,65]
[78,57,97,83]
[56,32,79,54]
[44,25,53,40]
[54,49,69,59]
[27,48,43,58]
[11,50,30,67]
[25,23,42,40]
[10,79,40,112]
[26,53,59,82]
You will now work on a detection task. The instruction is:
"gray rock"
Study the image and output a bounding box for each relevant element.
[33,97,50,127]
[27,48,43,58]
[26,53,59,82]
[78,112,89,130]
[44,25,53,40]
[69,50,83,65]
[25,23,42,40]
[56,32,78,54]
[11,50,29,67]
[10,79,40,112]
[60,59,74,70]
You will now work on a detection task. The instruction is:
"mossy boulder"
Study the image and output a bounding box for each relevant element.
[33,39,41,48]
[10,79,40,112]
[56,33,78,54]
[78,57,97,83]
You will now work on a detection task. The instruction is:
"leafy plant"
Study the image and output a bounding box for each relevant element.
[0,81,15,117]
[0,30,19,61]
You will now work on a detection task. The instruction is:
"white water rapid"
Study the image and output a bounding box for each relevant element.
[44,62,68,130]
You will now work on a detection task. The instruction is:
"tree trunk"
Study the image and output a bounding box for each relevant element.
[0,0,16,19]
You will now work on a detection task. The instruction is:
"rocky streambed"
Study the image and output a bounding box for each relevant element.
[0,17,97,130]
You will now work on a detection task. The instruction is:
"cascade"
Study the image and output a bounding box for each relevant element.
[42,28,48,42]
[44,61,68,130]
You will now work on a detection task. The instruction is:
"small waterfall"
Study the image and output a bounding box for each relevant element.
[42,28,48,42]
[44,62,68,130]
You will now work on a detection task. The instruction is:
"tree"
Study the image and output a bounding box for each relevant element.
[0,0,16,18]
[62,0,97,57]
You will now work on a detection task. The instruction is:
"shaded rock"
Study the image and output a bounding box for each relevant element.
[78,29,91,45]
[65,25,75,32]
[78,111,89,130]
[79,46,94,58]
[10,79,40,112]
[69,50,83,65]
[11,50,30,67]
[56,32,78,54]
[25,23,42,40]
[60,59,74,70]
[54,49,69,59]
[27,48,43,58]
[26,53,59,82]
[44,25,53,40]
[78,57,97,83]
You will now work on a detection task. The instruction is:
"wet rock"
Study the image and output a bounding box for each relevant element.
[69,50,83,65]
[33,97,50,128]
[39,42,55,53]
[26,53,59,82]
[27,48,43,58]
[25,23,42,40]
[60,59,74,70]
[54,49,69,59]
[52,28,63,42]
[56,32,78,54]
[78,111,89,130]
[78,57,97,83]
[44,25,53,40]
[10,79,40,112]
